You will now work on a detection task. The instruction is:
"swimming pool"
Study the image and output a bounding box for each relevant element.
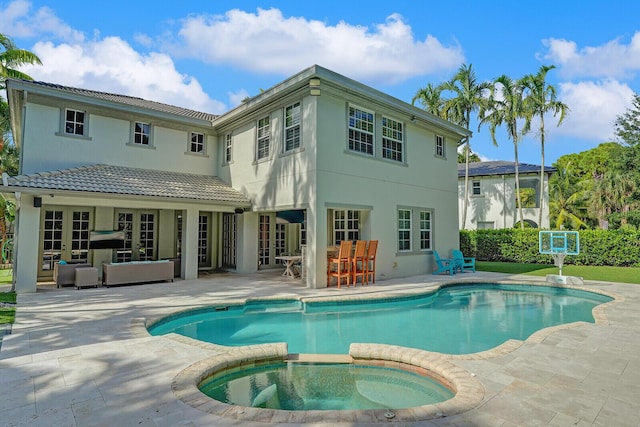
[149,283,612,354]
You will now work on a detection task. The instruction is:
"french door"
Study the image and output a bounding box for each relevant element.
[222,213,237,268]
[114,210,157,262]
[39,207,92,278]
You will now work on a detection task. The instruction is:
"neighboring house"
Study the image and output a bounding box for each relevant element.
[458,161,556,230]
[2,65,470,293]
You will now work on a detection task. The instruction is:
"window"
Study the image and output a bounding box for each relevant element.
[382,116,403,162]
[65,109,86,136]
[284,102,301,151]
[189,132,205,154]
[333,210,360,243]
[134,121,151,146]
[225,133,232,163]
[472,180,481,195]
[477,221,495,230]
[348,105,374,155]
[419,211,432,250]
[257,116,270,159]
[398,209,412,251]
[435,135,445,158]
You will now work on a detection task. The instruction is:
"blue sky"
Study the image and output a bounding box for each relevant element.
[2,0,639,166]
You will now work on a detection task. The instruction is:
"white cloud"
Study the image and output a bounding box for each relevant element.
[0,0,83,42]
[541,33,640,79]
[176,8,464,84]
[550,79,634,141]
[227,89,250,107]
[22,37,227,114]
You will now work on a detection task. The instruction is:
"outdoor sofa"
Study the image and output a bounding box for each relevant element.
[102,260,174,286]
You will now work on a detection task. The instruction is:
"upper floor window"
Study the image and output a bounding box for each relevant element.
[65,109,86,136]
[435,135,445,158]
[348,105,374,155]
[472,180,481,195]
[398,209,412,252]
[225,133,233,163]
[382,116,403,162]
[190,132,205,154]
[134,121,151,146]
[257,116,270,160]
[284,102,301,151]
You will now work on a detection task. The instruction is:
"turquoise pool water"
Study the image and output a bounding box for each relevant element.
[199,362,454,410]
[149,284,612,354]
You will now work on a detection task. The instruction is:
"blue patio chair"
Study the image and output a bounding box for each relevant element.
[452,249,476,273]
[432,250,456,275]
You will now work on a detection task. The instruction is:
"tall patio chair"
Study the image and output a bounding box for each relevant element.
[432,250,456,275]
[351,240,367,286]
[327,240,352,288]
[364,240,378,284]
[452,249,476,273]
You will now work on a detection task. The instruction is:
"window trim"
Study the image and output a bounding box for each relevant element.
[435,135,445,158]
[256,115,271,161]
[127,121,154,148]
[224,132,233,164]
[397,206,435,255]
[284,101,301,152]
[381,115,404,162]
[348,104,375,156]
[56,107,91,140]
[186,131,207,156]
[419,210,432,251]
[397,208,412,252]
[331,209,360,244]
[472,180,481,196]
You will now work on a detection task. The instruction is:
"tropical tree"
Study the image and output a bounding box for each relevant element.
[457,145,481,163]
[548,163,588,229]
[412,82,445,117]
[439,64,491,229]
[613,92,640,146]
[521,65,569,228]
[480,75,528,229]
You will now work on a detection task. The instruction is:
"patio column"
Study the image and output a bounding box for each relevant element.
[180,208,199,280]
[235,211,258,274]
[13,193,40,293]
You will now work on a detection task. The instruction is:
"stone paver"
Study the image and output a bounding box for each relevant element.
[1,272,639,426]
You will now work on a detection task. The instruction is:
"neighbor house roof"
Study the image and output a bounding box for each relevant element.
[458,161,556,178]
[1,164,251,205]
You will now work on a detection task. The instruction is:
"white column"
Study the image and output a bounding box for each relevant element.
[181,208,199,280]
[308,206,325,289]
[13,193,40,293]
[235,211,258,274]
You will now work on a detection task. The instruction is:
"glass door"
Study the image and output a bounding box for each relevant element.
[258,214,271,268]
[222,213,236,268]
[115,210,157,262]
[39,207,92,278]
[198,213,211,268]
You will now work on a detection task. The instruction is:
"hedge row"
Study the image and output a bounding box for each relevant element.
[460,229,640,267]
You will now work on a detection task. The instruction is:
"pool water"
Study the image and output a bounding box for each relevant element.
[199,362,454,410]
[149,284,612,354]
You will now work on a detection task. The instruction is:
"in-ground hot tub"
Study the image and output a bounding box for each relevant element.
[171,343,484,424]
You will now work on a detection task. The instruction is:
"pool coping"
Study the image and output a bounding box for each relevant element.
[132,280,622,424]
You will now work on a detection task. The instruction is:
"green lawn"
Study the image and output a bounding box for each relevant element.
[0,268,12,284]
[0,291,16,324]
[477,261,640,284]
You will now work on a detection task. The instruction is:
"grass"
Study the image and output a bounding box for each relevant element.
[0,291,16,324]
[0,268,11,284]
[477,261,640,284]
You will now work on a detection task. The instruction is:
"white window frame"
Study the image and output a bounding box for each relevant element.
[348,105,375,155]
[257,115,271,160]
[189,131,206,155]
[57,108,91,140]
[332,210,360,244]
[472,180,481,195]
[224,133,233,164]
[381,116,404,162]
[398,209,412,252]
[435,135,445,158]
[419,210,432,250]
[284,102,301,152]
[130,121,152,147]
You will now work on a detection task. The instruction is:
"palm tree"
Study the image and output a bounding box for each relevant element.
[412,83,445,117]
[548,164,588,229]
[521,65,569,228]
[439,64,490,229]
[481,75,528,229]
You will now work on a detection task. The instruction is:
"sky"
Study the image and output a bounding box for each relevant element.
[1,0,639,166]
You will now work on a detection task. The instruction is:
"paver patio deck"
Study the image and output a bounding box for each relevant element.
[0,271,638,426]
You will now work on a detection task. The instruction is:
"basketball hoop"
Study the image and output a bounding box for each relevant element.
[551,252,567,276]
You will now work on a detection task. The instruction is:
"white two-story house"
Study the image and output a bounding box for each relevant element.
[458,161,555,230]
[3,65,470,293]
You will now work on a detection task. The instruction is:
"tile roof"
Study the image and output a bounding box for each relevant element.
[23,80,218,122]
[3,164,251,204]
[458,161,556,177]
